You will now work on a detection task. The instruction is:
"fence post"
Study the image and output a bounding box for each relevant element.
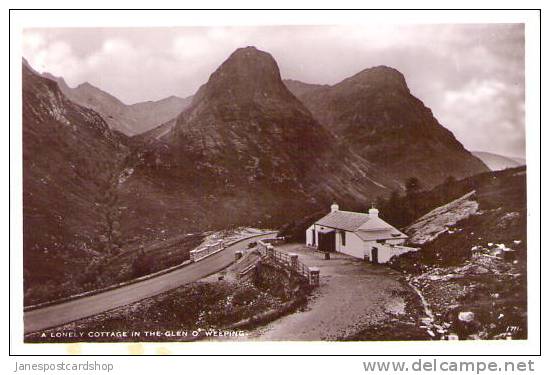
[309,267,320,286]
[267,244,275,259]
[289,253,299,270]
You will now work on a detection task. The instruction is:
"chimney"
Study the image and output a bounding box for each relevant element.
[331,202,339,212]
[368,207,379,218]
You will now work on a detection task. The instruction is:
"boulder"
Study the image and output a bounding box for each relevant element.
[458,311,475,322]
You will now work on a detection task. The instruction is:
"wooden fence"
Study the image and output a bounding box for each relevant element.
[237,263,257,283]
[256,238,319,286]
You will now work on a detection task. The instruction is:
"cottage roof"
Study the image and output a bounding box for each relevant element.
[355,229,408,241]
[315,210,371,232]
[315,210,408,239]
[357,216,396,231]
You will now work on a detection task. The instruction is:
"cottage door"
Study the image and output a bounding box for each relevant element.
[318,231,336,252]
[371,247,379,264]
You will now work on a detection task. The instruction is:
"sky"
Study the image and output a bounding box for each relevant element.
[22,24,525,157]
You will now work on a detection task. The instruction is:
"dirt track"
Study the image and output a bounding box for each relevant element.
[229,244,412,341]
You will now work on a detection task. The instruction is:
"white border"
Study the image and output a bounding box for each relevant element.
[7,8,541,356]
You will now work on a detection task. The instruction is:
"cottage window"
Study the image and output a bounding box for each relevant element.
[341,231,346,246]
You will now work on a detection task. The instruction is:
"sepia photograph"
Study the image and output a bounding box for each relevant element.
[13,11,537,352]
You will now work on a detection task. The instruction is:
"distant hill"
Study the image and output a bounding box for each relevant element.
[472,151,523,171]
[283,79,328,97]
[39,69,192,136]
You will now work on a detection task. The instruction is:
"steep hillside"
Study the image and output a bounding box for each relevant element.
[286,70,489,188]
[23,62,128,302]
[390,167,527,340]
[472,151,523,171]
[41,71,192,135]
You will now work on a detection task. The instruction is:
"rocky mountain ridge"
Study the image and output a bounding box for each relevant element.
[472,151,524,171]
[285,68,489,188]
[38,67,192,136]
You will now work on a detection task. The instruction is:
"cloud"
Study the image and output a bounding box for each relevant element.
[444,80,508,105]
[22,24,525,157]
[441,79,524,156]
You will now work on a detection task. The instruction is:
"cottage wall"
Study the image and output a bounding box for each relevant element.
[363,242,393,263]
[335,231,364,258]
[376,245,396,263]
[364,242,417,263]
[305,225,315,246]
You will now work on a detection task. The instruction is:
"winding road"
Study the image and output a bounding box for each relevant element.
[24,232,274,334]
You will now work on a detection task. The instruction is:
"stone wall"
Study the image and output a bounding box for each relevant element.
[189,240,224,262]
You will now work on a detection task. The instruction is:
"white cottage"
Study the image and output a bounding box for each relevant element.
[305,203,416,263]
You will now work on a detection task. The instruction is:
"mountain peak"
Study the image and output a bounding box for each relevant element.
[76,81,97,90]
[346,65,409,92]
[231,45,264,55]
[217,46,280,79]
[287,64,488,187]
[227,46,274,61]
[197,46,292,105]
